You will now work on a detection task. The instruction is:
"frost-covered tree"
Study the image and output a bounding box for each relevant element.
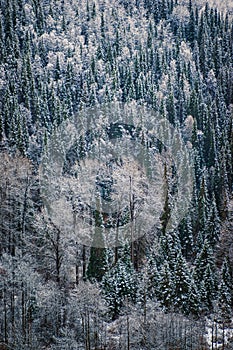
[102,249,137,320]
[0,153,35,256]
[193,240,218,312]
[158,260,174,310]
[172,252,198,314]
[0,0,233,347]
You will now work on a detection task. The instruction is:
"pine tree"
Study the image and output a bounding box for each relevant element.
[221,258,233,308]
[158,260,173,310]
[4,0,13,42]
[206,194,221,247]
[34,0,45,35]
[172,253,192,314]
[193,240,217,312]
[0,13,5,62]
[160,163,171,234]
[102,250,137,320]
[196,174,210,245]
[166,92,176,125]
[179,214,194,259]
[38,38,48,67]
[146,257,160,299]
[161,231,181,271]
[200,263,217,311]
[193,240,216,283]
[54,56,61,81]
[187,279,200,317]
[187,5,196,48]
[217,280,232,324]
[21,56,31,109]
[86,228,107,282]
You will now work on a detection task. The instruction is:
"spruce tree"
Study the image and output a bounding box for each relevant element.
[158,260,173,310]
[187,279,200,317]
[221,257,233,307]
[86,228,107,282]
[146,257,160,299]
[194,240,217,312]
[200,263,217,311]
[206,194,221,247]
[172,253,192,314]
[217,279,232,324]
[161,230,181,271]
[102,249,137,320]
[193,239,216,283]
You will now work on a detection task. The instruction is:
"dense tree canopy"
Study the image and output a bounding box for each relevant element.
[0,0,233,349]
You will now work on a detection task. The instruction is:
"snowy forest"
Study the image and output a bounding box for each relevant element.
[0,0,233,349]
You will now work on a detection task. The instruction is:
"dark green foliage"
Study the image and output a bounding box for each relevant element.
[193,240,218,312]
[217,280,232,323]
[178,214,194,259]
[102,251,137,319]
[158,260,174,309]
[145,257,160,299]
[200,263,217,310]
[172,253,194,313]
[221,258,233,308]
[217,259,233,325]
[194,240,216,283]
[0,0,232,347]
[160,230,181,271]
[87,229,107,282]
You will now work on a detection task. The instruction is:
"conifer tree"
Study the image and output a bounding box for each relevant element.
[102,248,137,320]
[193,240,216,283]
[221,257,233,307]
[206,194,221,247]
[172,253,192,314]
[187,4,196,48]
[161,231,181,271]
[187,280,200,317]
[193,240,218,312]
[146,257,160,299]
[196,173,210,245]
[54,56,61,81]
[217,279,232,324]
[86,228,107,282]
[200,263,217,311]
[158,260,173,310]
[179,214,194,259]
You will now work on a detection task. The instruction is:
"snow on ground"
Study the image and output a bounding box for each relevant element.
[205,318,233,349]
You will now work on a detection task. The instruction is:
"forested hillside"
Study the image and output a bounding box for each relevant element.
[0,0,233,349]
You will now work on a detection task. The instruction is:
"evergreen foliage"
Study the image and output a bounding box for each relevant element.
[0,0,233,347]
[102,250,137,319]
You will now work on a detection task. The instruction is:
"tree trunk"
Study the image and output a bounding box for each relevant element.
[127,312,130,350]
[3,285,7,344]
[83,245,86,280]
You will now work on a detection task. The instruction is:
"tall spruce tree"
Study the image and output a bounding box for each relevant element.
[102,248,137,320]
